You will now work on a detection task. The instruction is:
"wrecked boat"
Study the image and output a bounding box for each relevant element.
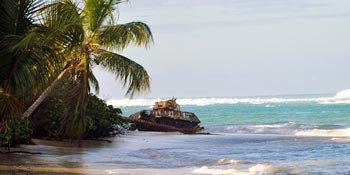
[125,98,202,134]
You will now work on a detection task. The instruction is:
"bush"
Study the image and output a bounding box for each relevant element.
[30,94,126,140]
[1,94,124,148]
[30,97,66,138]
[83,94,127,139]
[0,118,32,147]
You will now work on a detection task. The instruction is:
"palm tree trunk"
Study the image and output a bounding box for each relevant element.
[22,67,69,119]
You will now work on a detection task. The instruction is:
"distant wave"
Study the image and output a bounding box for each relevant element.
[224,122,298,135]
[107,89,350,107]
[222,122,350,137]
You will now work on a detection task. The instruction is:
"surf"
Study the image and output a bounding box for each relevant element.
[221,123,350,137]
[107,89,350,107]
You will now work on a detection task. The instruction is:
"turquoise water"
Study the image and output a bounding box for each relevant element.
[4,92,349,175]
[121,103,350,126]
[103,93,350,174]
[183,103,350,126]
[118,92,350,137]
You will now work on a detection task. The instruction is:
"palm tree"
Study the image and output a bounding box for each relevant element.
[22,0,153,138]
[1,0,153,139]
[0,0,64,129]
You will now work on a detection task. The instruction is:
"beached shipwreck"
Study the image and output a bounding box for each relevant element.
[125,98,203,134]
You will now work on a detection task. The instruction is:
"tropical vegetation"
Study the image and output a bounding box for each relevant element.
[0,0,152,146]
[31,94,127,140]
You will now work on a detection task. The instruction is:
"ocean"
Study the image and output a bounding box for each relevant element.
[1,90,350,175]
[112,90,350,137]
[106,90,350,174]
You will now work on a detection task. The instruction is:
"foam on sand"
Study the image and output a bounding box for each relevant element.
[103,168,194,175]
[294,128,350,137]
[192,164,302,175]
[192,166,246,175]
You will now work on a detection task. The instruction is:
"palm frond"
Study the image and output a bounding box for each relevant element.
[88,66,100,94]
[0,0,43,36]
[83,0,115,33]
[0,0,82,98]
[39,0,84,50]
[0,0,45,94]
[60,80,88,139]
[0,30,65,97]
[60,54,90,139]
[94,49,150,97]
[98,21,153,51]
[111,0,126,5]
[0,88,21,129]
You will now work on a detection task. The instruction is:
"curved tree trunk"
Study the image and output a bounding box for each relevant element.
[22,67,69,119]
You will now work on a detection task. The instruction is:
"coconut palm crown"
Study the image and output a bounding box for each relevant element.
[41,0,153,138]
[0,0,152,138]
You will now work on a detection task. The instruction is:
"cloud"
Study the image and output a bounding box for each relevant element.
[118,0,350,27]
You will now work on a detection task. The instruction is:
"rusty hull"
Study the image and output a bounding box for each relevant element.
[127,109,201,133]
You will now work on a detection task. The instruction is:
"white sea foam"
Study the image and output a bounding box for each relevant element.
[192,164,299,175]
[331,137,350,142]
[252,122,295,128]
[334,89,350,99]
[225,122,298,135]
[107,89,350,107]
[216,158,244,165]
[294,128,350,137]
[249,164,281,174]
[224,123,350,137]
[289,160,337,167]
[192,166,247,175]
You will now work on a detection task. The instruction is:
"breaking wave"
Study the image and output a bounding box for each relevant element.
[107,89,350,107]
[215,158,246,165]
[222,122,350,137]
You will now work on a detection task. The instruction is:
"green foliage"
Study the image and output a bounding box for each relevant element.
[1,0,152,141]
[83,94,127,139]
[30,94,126,140]
[0,119,32,146]
[0,0,67,125]
[31,97,66,138]
[40,0,153,139]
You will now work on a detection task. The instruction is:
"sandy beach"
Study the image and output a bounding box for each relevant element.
[0,132,199,175]
[1,131,349,175]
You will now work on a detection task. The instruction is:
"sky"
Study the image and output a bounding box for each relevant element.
[94,0,350,99]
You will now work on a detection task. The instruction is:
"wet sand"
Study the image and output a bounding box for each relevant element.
[0,132,348,175]
[0,165,194,175]
[0,132,197,175]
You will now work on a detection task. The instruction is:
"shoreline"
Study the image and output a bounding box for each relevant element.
[1,131,348,151]
[0,166,195,175]
[0,131,349,175]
